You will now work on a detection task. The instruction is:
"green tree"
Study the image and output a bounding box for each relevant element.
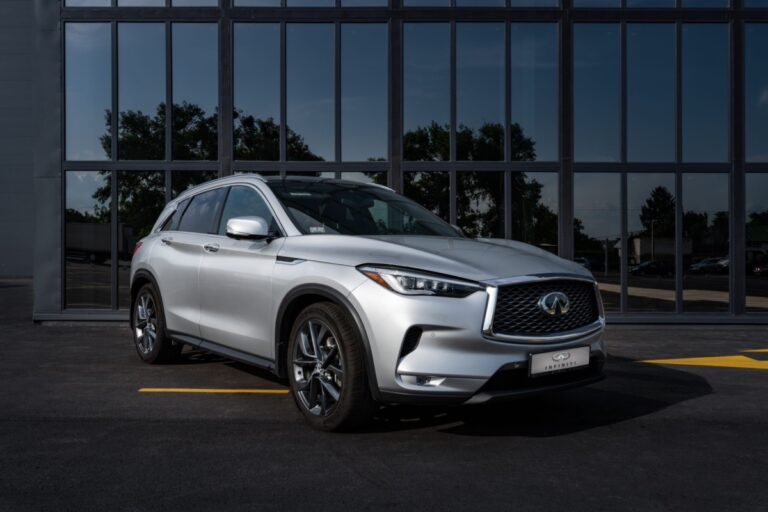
[639,186,675,238]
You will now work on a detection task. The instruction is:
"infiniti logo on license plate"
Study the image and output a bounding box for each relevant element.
[551,351,571,362]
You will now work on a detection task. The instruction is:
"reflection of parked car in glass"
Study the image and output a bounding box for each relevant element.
[689,257,728,274]
[629,260,673,277]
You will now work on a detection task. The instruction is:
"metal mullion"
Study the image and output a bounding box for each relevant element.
[111,22,118,162]
[620,171,628,312]
[166,21,173,164]
[335,22,342,164]
[675,170,684,313]
[730,17,746,315]
[620,20,627,164]
[220,13,233,176]
[111,22,119,311]
[505,21,511,164]
[504,171,512,239]
[559,10,574,260]
[280,22,287,166]
[450,20,457,164]
[449,171,457,225]
[390,17,403,192]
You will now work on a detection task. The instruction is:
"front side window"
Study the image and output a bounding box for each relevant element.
[217,186,279,235]
[177,188,227,234]
[267,180,459,237]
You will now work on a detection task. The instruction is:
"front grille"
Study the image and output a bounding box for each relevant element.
[491,280,600,337]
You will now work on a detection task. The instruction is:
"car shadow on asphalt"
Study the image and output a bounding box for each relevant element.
[361,357,713,437]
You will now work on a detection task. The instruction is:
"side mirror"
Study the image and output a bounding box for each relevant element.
[226,216,271,240]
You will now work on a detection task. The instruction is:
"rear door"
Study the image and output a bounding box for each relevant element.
[198,184,284,358]
[151,187,227,338]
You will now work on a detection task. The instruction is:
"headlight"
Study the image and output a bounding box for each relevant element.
[358,265,483,298]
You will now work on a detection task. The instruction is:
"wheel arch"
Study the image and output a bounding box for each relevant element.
[130,269,163,327]
[274,284,381,401]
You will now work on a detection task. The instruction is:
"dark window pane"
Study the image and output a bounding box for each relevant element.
[627,174,676,312]
[117,172,165,309]
[457,0,504,6]
[404,24,450,162]
[574,173,621,311]
[118,24,165,160]
[235,0,281,5]
[574,24,620,162]
[627,24,675,163]
[683,0,727,6]
[287,24,334,161]
[746,24,768,163]
[342,0,387,5]
[511,0,558,5]
[404,0,448,6]
[746,173,768,312]
[171,171,219,198]
[510,172,558,254]
[172,23,218,161]
[745,0,768,5]
[682,24,729,163]
[573,0,619,6]
[683,174,729,312]
[66,0,110,5]
[118,0,165,5]
[404,172,450,222]
[65,171,112,309]
[234,23,280,161]
[172,0,218,5]
[340,172,388,186]
[342,24,388,162]
[457,172,505,238]
[627,0,674,6]
[288,0,334,10]
[218,186,277,235]
[511,23,558,162]
[65,23,111,161]
[457,23,505,162]
[178,187,228,234]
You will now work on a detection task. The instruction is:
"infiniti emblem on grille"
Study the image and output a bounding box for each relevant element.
[538,291,570,317]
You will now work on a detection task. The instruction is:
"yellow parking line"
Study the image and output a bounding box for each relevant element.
[139,388,289,394]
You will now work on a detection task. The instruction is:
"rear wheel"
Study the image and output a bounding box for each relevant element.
[287,302,375,431]
[132,283,182,364]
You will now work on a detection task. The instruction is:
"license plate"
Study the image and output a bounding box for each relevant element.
[529,346,591,376]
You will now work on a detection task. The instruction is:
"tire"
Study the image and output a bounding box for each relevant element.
[131,283,182,364]
[287,302,376,432]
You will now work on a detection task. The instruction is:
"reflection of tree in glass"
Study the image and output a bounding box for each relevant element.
[404,172,449,221]
[511,174,557,249]
[458,171,504,238]
[172,171,219,198]
[747,210,768,243]
[235,111,324,161]
[639,186,675,238]
[404,122,535,162]
[102,102,219,160]
[684,210,729,252]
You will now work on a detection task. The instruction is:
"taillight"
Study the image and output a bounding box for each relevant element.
[132,241,143,256]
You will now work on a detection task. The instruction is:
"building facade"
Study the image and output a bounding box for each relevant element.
[23,0,768,321]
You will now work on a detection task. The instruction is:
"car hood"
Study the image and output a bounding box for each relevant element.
[278,235,592,283]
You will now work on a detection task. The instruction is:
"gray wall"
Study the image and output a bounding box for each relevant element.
[0,0,35,277]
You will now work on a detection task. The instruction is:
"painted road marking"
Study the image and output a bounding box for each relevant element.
[139,388,289,394]
[641,350,768,370]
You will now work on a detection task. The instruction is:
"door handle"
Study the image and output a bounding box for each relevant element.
[203,243,220,253]
[161,237,173,246]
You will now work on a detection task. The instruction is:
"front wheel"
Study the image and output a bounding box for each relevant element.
[287,302,375,431]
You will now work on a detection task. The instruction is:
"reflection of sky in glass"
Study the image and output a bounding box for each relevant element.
[288,0,334,8]
[172,0,218,5]
[404,24,450,134]
[173,23,218,116]
[627,0,673,6]
[574,173,621,240]
[66,0,110,5]
[746,25,768,162]
[627,24,675,163]
[66,23,111,161]
[67,171,110,215]
[342,24,388,162]
[627,173,675,234]
[682,24,729,163]
[683,174,728,223]
[287,24,334,161]
[457,0,504,6]
[341,0,387,5]
[682,0,728,6]
[235,23,280,125]
[235,0,281,5]
[118,0,165,5]
[511,23,558,162]
[574,24,620,162]
[573,0,619,6]
[457,23,504,138]
[745,0,768,5]
[404,0,448,6]
[119,24,165,119]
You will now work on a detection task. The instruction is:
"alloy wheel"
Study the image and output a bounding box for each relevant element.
[292,319,344,417]
[134,293,158,355]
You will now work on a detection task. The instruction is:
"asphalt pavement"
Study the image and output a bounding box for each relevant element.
[1,278,766,511]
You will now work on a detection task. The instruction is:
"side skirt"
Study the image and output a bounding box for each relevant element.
[169,332,277,373]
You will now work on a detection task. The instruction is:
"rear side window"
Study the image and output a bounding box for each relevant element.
[177,188,227,234]
[159,199,190,232]
[217,185,279,235]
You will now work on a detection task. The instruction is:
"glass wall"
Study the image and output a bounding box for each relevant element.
[59,5,768,321]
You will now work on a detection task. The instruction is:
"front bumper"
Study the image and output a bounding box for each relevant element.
[348,279,606,405]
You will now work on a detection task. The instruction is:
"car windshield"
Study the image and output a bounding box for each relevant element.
[266,179,460,237]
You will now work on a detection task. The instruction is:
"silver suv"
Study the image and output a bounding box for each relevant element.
[130,175,606,431]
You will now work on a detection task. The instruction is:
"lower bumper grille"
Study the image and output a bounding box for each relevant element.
[491,279,600,337]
